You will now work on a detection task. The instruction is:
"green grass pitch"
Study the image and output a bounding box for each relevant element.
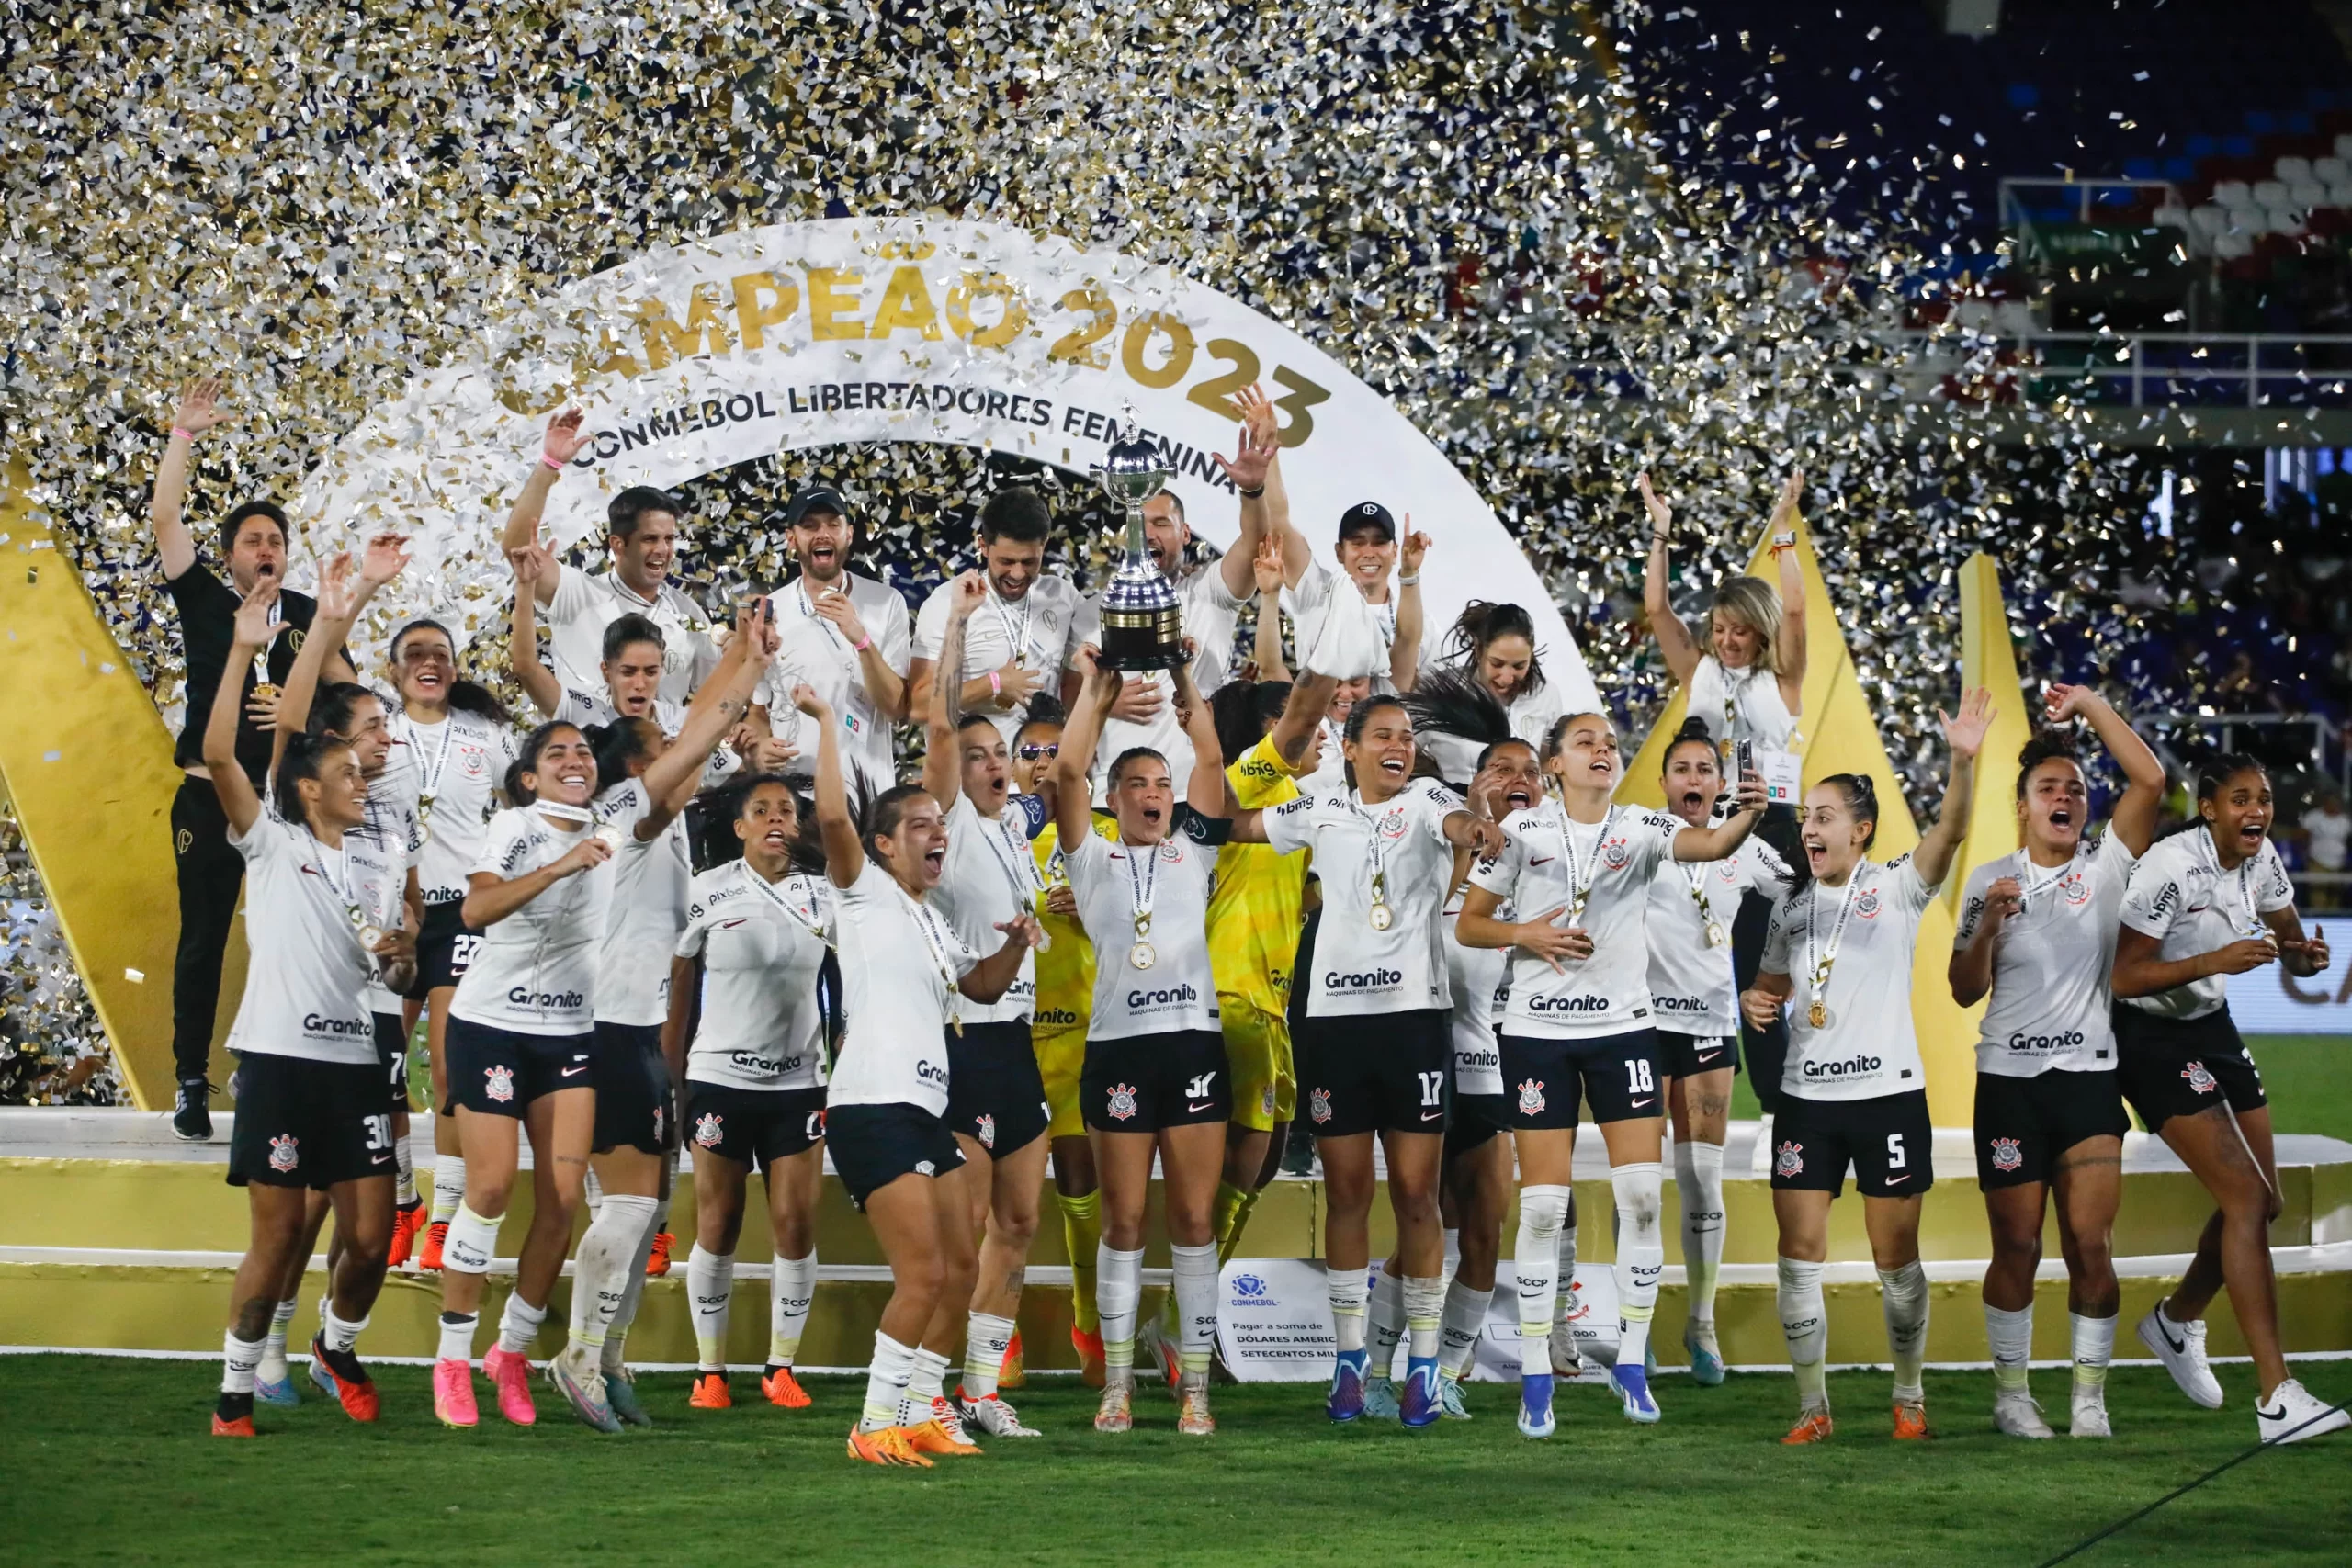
[0,1359,2344,1565]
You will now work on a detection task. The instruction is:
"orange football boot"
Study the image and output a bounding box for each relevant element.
[762,1366,811,1408]
[846,1425,933,1468]
[386,1201,428,1269]
[1892,1401,1932,1440]
[644,1229,675,1279]
[1781,1407,1836,1445]
[689,1371,732,1409]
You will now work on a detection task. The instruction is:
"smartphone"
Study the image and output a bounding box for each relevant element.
[1735,739,1755,779]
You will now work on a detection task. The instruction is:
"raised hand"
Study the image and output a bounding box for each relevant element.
[1636,471,1672,539]
[1939,687,1996,760]
[2279,923,2329,976]
[1981,874,2023,926]
[994,910,1048,950]
[358,532,411,588]
[232,579,282,649]
[1464,815,1508,858]
[2043,682,2109,726]
[746,734,799,771]
[948,568,989,622]
[790,682,832,722]
[1769,468,1806,533]
[1213,386,1278,491]
[172,376,228,437]
[508,539,556,591]
[314,552,361,622]
[811,586,871,649]
[1401,524,1431,575]
[543,408,589,468]
[1252,532,1284,596]
[1733,768,1769,815]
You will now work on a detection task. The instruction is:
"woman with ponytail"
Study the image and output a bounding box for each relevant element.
[1741,690,1994,1446]
[1426,601,1564,776]
[201,573,411,1437]
[2110,754,2344,1443]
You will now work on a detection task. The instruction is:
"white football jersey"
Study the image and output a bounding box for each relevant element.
[449,806,608,1037]
[1762,855,1940,1103]
[932,792,1046,1025]
[1954,834,2138,1076]
[676,861,832,1092]
[2118,830,2294,1021]
[387,708,515,908]
[1065,830,1220,1041]
[827,861,979,1116]
[1646,838,1791,1039]
[226,808,401,1066]
[1266,780,1464,1018]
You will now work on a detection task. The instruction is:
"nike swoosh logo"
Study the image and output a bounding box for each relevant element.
[1629,1098,1654,1109]
[561,1066,589,1078]
[2257,1405,2288,1425]
[370,1154,393,1165]
[2156,1319,2188,1355]
[1420,1110,1443,1121]
[1530,856,1555,865]
[1883,1173,1909,1185]
[1188,1102,1213,1113]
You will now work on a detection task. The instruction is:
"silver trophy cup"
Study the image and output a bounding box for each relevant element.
[1093,430,1184,671]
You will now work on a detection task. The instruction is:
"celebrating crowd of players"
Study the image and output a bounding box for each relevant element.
[156,377,2346,1460]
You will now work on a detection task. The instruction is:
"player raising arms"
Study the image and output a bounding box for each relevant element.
[203,578,410,1436]
[2111,756,2346,1443]
[812,696,1046,1468]
[1459,712,1767,1436]
[1949,686,2162,1439]
[677,759,835,1415]
[431,608,770,1432]
[1645,718,1792,1387]
[922,571,1056,1438]
[1741,690,1994,1445]
[1223,694,1506,1427]
[1053,660,1241,1434]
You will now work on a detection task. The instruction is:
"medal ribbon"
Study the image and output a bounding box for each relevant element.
[746,863,831,948]
[899,885,963,1024]
[1804,871,1863,1012]
[1345,790,1391,911]
[1123,839,1160,940]
[1562,806,1614,923]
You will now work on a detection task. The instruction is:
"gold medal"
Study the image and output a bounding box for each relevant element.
[356,923,385,951]
[1807,998,1827,1029]
[594,822,630,851]
[1369,901,1394,931]
[951,1013,965,1037]
[416,795,435,847]
[1130,941,1157,970]
[1704,919,1728,949]
[251,682,280,705]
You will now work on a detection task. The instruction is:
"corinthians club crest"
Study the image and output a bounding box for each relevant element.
[695,1113,724,1148]
[1104,1084,1138,1122]
[267,1134,299,1173]
[1774,1140,1804,1178]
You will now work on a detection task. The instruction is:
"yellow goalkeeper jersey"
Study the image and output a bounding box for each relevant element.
[1208,733,1311,1016]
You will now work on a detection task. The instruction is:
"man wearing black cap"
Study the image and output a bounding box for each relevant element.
[151,377,353,1141]
[501,408,720,705]
[1281,498,1428,696]
[749,485,912,796]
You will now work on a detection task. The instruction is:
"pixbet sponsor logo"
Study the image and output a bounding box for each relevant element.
[301,1012,370,1035]
[2007,1030,2086,1054]
[1325,967,1403,990]
[1802,1053,1883,1079]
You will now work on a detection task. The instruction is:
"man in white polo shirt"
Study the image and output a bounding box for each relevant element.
[502,408,720,705]
[910,486,1089,744]
[751,485,913,799]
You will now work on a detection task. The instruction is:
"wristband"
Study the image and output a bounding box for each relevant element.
[988,669,1002,699]
[1396,571,1420,586]
[853,633,872,651]
[1238,484,1266,499]
[540,453,566,472]
[170,427,195,442]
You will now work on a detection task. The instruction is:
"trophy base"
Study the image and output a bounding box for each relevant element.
[1098,605,1185,672]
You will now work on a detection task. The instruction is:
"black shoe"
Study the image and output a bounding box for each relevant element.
[173,1078,215,1143]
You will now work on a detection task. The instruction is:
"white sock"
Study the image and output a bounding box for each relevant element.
[2072,1312,2116,1401]
[394,1134,417,1208]
[567,1192,655,1359]
[1777,1255,1828,1409]
[497,1291,548,1358]
[1438,1280,1492,1378]
[582,1163,604,1220]
[688,1244,736,1372]
[1326,1263,1370,1357]
[1555,1196,1580,1325]
[442,1201,500,1277]
[1367,1264,1405,1377]
[899,1346,950,1426]
[770,1251,817,1370]
[1611,1162,1665,1372]
[1751,1112,1775,1178]
[1402,1274,1443,1362]
[963,1311,1017,1399]
[1985,1302,2034,1394]
[1441,1227,1462,1292]
[1171,1242,1219,1376]
[257,1298,298,1382]
[320,1298,367,1355]
[435,1311,479,1364]
[221,1329,264,1395]
[602,1198,662,1375]
[1880,1261,1929,1404]
[429,1156,466,1226]
[1099,1244,1145,1382]
[1515,1184,1571,1375]
[860,1331,915,1432]
[1675,1140,1725,1334]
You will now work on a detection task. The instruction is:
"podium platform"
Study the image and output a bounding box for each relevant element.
[4,1108,2346,1372]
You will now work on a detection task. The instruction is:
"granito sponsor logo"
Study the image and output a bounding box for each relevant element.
[1654,995,1707,1014]
[729,1050,806,1077]
[1325,966,1403,989]
[1459,1046,1500,1069]
[1803,1053,1883,1078]
[1127,984,1198,1009]
[300,1013,370,1035]
[508,986,586,1010]
[1033,1008,1081,1028]
[915,1058,948,1086]
[1528,993,1611,1014]
[2007,1030,2086,1054]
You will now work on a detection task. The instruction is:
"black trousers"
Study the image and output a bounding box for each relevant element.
[172,777,244,1083]
[1734,803,1803,1117]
